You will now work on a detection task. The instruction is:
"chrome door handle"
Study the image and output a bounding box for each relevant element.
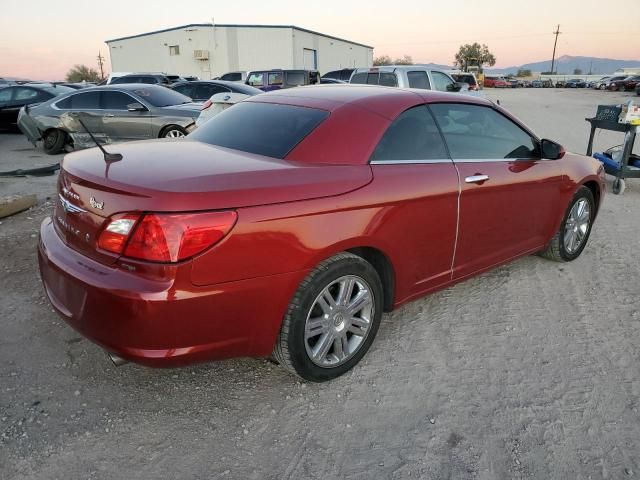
[103,114,115,117]
[465,174,490,184]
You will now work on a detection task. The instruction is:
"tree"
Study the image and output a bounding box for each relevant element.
[454,43,496,72]
[373,54,413,66]
[373,55,392,66]
[394,55,413,65]
[65,64,101,83]
[516,69,532,77]
[573,68,583,75]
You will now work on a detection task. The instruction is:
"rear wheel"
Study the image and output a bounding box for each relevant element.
[539,186,595,262]
[161,125,187,138]
[43,129,66,155]
[273,253,383,382]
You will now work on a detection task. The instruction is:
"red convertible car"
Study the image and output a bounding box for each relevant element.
[38,85,604,381]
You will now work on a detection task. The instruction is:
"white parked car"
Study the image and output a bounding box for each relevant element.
[195,92,252,127]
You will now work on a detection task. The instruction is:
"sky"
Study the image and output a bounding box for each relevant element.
[1,0,639,80]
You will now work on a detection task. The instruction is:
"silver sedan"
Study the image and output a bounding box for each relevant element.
[18,84,201,154]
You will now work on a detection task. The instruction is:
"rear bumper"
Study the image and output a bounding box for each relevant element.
[38,217,304,367]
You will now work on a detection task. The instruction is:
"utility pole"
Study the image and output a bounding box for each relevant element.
[550,24,561,74]
[97,51,105,80]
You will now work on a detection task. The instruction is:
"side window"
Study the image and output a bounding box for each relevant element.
[323,71,337,80]
[268,72,283,86]
[429,103,539,159]
[140,77,156,84]
[340,70,353,81]
[173,83,195,98]
[379,73,398,87]
[102,91,136,110]
[195,84,229,99]
[14,88,39,101]
[0,88,13,103]
[66,91,101,109]
[370,105,448,161]
[247,73,264,87]
[431,71,454,92]
[350,72,367,84]
[285,72,305,86]
[407,71,431,89]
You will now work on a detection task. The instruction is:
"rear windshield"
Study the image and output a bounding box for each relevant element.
[189,102,329,159]
[129,87,191,107]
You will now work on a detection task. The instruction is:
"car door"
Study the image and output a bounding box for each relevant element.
[56,90,106,145]
[101,90,152,141]
[429,103,567,280]
[369,105,459,296]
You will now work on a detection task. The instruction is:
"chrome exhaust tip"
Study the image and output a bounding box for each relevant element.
[107,352,128,367]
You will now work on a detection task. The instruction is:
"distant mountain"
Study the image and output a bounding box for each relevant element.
[487,55,640,75]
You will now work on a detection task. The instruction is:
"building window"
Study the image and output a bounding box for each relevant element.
[169,45,180,56]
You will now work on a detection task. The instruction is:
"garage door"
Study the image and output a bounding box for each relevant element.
[303,49,317,69]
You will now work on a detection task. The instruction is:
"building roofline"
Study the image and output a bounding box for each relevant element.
[105,23,374,49]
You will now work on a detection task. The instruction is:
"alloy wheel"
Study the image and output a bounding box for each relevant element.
[304,275,374,368]
[164,129,185,138]
[564,198,591,254]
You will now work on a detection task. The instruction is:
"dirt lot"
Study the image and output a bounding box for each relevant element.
[1,88,639,480]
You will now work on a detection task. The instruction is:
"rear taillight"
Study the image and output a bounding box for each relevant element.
[97,211,237,263]
[97,214,140,254]
[201,100,212,111]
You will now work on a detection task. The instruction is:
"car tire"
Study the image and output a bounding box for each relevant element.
[273,252,384,382]
[539,186,595,262]
[161,125,187,138]
[43,129,66,155]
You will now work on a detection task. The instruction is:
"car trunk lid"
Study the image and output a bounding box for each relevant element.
[54,139,372,264]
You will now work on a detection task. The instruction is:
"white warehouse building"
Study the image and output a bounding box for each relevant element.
[105,23,373,78]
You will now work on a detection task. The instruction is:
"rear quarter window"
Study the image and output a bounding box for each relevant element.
[188,102,329,159]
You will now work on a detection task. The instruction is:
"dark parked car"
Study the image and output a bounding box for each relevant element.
[0,77,31,86]
[622,75,640,91]
[605,76,631,91]
[319,78,347,84]
[322,68,355,82]
[38,85,604,381]
[636,83,640,96]
[18,85,200,153]
[565,79,587,88]
[172,80,262,102]
[246,69,320,91]
[110,74,173,87]
[218,71,247,82]
[0,83,74,130]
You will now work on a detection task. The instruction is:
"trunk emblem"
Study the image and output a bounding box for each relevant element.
[89,196,104,210]
[59,194,86,214]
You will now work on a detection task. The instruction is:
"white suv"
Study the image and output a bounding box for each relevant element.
[349,66,470,93]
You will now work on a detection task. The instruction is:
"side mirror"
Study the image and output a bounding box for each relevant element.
[127,102,147,112]
[541,139,565,160]
[446,82,466,92]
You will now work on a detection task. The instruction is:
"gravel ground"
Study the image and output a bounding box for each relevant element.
[1,88,639,479]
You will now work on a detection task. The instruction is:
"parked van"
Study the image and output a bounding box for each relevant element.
[348,66,468,93]
[246,69,320,91]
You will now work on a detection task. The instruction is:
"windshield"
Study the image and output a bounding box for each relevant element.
[129,87,192,107]
[189,102,329,159]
